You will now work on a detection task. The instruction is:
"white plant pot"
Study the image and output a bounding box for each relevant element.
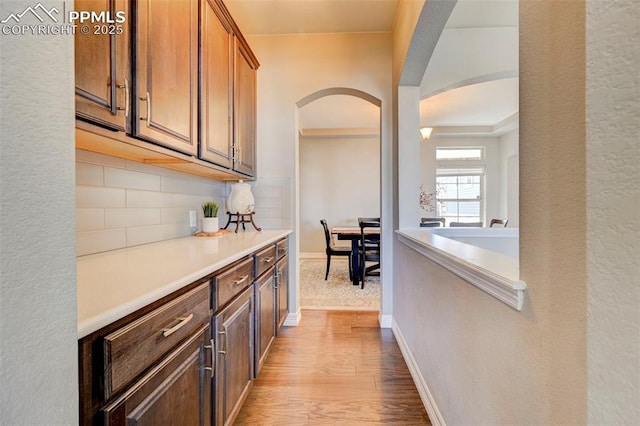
[202,217,219,233]
[227,181,255,214]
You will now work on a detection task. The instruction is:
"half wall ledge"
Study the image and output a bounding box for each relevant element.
[396,230,526,311]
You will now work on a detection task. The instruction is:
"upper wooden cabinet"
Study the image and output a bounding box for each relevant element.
[200,0,234,168]
[201,0,259,177]
[74,0,129,132]
[233,40,258,177]
[74,0,258,179]
[133,0,199,156]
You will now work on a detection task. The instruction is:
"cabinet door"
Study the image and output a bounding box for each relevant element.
[134,0,198,155]
[102,325,212,426]
[213,286,253,426]
[200,0,233,168]
[276,256,289,331]
[75,0,129,131]
[233,40,257,176]
[254,272,276,376]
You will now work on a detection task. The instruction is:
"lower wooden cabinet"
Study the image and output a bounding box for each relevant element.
[79,281,212,425]
[254,266,276,376]
[102,325,212,425]
[212,285,254,426]
[79,237,288,426]
[276,254,289,331]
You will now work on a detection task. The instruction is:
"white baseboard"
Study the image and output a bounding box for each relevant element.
[379,314,392,328]
[392,318,445,426]
[283,308,302,326]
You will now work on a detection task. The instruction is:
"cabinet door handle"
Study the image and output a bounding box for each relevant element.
[116,78,129,118]
[161,313,193,337]
[233,275,249,286]
[262,257,274,264]
[139,91,150,124]
[204,338,215,377]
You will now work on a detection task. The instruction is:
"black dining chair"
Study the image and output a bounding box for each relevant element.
[357,217,380,289]
[490,218,509,227]
[320,219,352,280]
[420,217,446,227]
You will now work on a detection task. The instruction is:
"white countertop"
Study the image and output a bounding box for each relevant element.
[77,229,291,338]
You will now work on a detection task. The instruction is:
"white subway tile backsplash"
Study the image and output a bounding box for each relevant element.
[77,151,288,256]
[126,223,192,247]
[255,218,284,230]
[105,167,161,191]
[76,163,104,186]
[124,158,183,176]
[77,209,104,232]
[252,184,281,198]
[77,229,126,256]
[126,189,171,208]
[105,208,161,229]
[161,208,192,225]
[76,149,126,169]
[254,195,283,209]
[161,175,220,197]
[77,186,126,209]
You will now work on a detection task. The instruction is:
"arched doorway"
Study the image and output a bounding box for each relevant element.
[295,87,385,323]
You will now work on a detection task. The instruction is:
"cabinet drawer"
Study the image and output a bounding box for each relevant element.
[214,256,254,310]
[254,244,276,278]
[276,238,288,260]
[103,283,210,399]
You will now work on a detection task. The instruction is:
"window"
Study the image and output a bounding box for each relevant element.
[436,168,484,224]
[436,147,484,161]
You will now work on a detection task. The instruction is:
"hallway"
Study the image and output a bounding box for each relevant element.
[235,310,430,425]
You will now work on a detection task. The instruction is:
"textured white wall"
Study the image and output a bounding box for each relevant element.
[299,136,380,254]
[586,0,640,423]
[0,2,78,422]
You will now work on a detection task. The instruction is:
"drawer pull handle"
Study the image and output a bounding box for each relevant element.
[233,275,249,286]
[263,257,274,264]
[162,313,194,337]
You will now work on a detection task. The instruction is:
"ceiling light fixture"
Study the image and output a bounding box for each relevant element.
[420,127,433,140]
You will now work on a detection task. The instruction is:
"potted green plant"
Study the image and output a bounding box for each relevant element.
[201,201,219,233]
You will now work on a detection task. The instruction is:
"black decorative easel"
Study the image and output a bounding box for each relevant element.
[222,212,262,233]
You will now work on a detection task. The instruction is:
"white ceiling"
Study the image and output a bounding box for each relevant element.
[224,0,519,134]
[224,0,399,35]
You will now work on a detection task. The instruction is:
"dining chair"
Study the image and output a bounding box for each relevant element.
[450,221,483,227]
[320,219,352,280]
[490,218,509,227]
[357,217,380,289]
[420,217,446,227]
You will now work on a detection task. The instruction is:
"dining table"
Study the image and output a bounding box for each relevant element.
[330,226,380,285]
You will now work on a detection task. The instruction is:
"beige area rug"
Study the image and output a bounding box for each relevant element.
[300,258,380,311]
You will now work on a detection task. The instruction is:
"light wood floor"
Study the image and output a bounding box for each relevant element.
[234,310,431,425]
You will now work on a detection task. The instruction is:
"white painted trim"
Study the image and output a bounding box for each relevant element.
[299,127,379,138]
[397,230,525,310]
[283,308,301,327]
[392,318,446,426]
[379,313,392,328]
